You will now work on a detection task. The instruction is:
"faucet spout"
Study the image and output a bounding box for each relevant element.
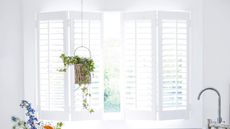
[197,87,222,123]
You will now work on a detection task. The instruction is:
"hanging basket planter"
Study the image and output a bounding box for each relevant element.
[58,46,95,113]
[58,46,94,85]
[58,53,94,85]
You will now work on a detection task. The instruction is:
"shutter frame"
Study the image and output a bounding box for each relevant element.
[158,11,190,120]
[122,11,157,120]
[38,11,69,120]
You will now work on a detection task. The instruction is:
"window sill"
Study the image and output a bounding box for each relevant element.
[62,119,202,129]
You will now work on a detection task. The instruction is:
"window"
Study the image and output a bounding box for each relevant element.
[38,12,103,120]
[37,11,190,121]
[122,12,156,119]
[158,12,189,120]
[103,12,122,113]
[38,12,69,120]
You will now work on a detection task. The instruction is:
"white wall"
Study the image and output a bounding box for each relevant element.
[203,0,230,124]
[2,0,230,128]
[0,0,24,128]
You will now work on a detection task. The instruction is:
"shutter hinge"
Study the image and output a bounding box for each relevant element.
[34,18,39,29]
[67,19,71,27]
[155,18,159,26]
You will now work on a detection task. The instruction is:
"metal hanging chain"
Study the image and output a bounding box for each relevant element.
[81,0,83,47]
[74,0,91,58]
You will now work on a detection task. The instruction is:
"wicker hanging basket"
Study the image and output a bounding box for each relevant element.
[74,46,92,85]
[74,64,91,84]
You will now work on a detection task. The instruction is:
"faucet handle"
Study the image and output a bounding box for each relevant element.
[207,119,214,125]
[207,119,215,129]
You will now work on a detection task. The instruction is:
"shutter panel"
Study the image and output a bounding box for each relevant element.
[70,12,103,120]
[38,12,69,120]
[122,12,156,120]
[158,11,190,120]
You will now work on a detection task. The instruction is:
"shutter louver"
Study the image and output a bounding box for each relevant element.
[70,12,103,120]
[38,12,69,120]
[158,11,189,120]
[122,12,156,120]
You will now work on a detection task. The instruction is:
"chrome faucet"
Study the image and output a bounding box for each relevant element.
[197,87,222,123]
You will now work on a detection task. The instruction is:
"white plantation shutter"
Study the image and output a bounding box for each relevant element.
[38,12,69,120]
[37,11,191,121]
[158,11,190,120]
[122,12,156,120]
[70,12,103,120]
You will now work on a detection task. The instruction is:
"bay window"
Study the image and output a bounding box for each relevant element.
[37,11,190,121]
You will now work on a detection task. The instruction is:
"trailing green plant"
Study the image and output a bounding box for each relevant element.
[58,54,95,74]
[58,53,95,113]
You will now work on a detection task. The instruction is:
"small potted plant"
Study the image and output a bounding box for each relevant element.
[58,47,95,113]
